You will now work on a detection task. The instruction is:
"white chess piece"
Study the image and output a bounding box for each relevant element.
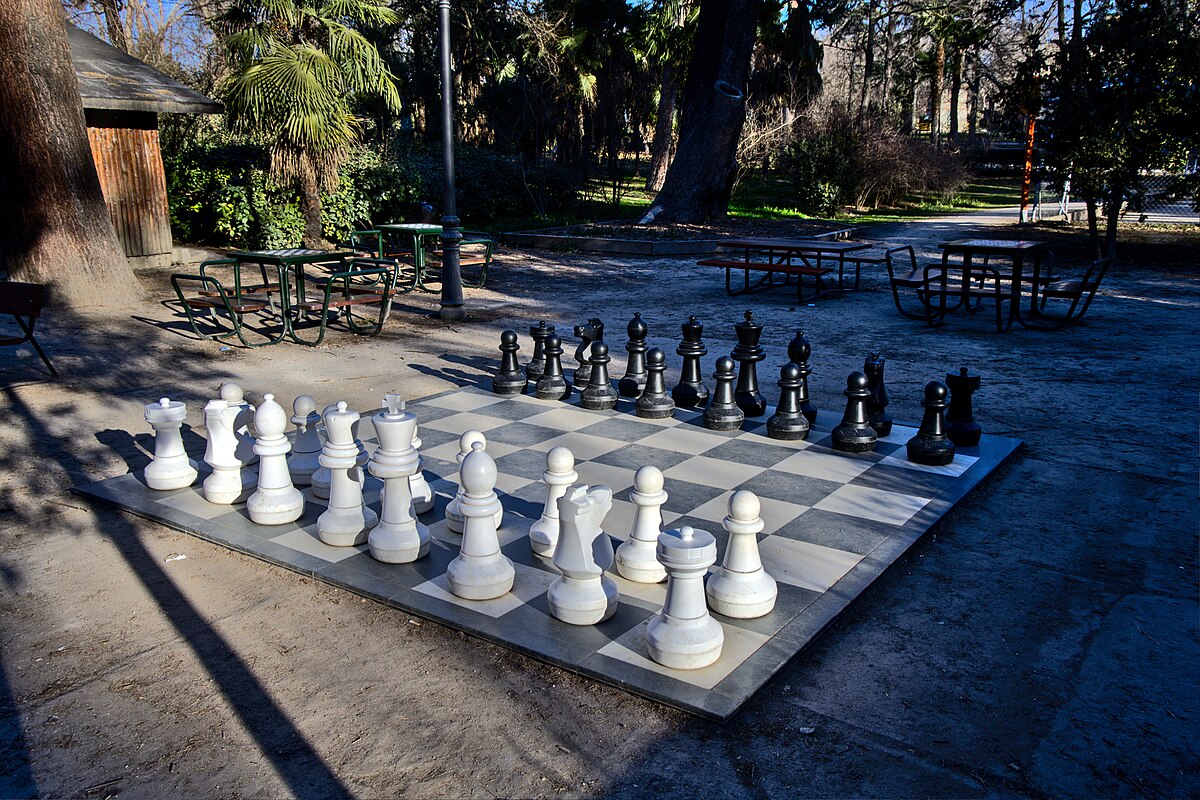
[705,491,777,618]
[288,395,322,486]
[317,402,378,546]
[408,418,435,515]
[143,398,198,490]
[309,402,338,500]
[646,525,724,670]
[202,398,251,504]
[615,465,668,583]
[247,394,305,525]
[219,382,258,466]
[446,442,514,600]
[367,397,430,563]
[445,431,502,533]
[547,485,618,625]
[529,447,578,558]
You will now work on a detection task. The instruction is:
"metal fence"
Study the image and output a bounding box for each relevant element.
[1027,173,1199,225]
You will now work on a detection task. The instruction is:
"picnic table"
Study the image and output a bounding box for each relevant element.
[934,239,1050,332]
[698,237,871,301]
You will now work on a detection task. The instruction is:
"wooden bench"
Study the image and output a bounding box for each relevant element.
[0,280,56,376]
[697,257,834,301]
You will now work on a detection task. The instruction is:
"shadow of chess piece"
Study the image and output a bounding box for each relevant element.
[787,329,818,425]
[767,363,810,440]
[492,330,526,395]
[732,311,767,416]
[946,367,982,446]
[526,321,555,383]
[671,315,709,408]
[832,372,877,453]
[535,334,571,401]
[907,381,956,465]
[636,347,675,419]
[864,352,893,438]
[580,340,618,411]
[703,356,744,431]
[618,312,649,398]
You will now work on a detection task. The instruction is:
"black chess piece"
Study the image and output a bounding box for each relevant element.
[945,367,982,446]
[671,315,709,408]
[580,340,618,411]
[526,321,555,382]
[732,311,767,416]
[831,371,877,453]
[864,352,893,438]
[618,312,649,398]
[637,347,675,419]
[704,356,744,431]
[572,318,604,389]
[787,329,818,425]
[492,330,526,395]
[535,335,571,401]
[767,363,810,440]
[907,381,956,465]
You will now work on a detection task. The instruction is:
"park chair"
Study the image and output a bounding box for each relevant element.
[171,259,289,348]
[0,280,57,377]
[422,231,496,289]
[340,229,383,258]
[1023,258,1112,330]
[287,259,397,346]
[884,245,943,323]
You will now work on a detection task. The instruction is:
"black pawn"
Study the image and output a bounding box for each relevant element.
[526,321,555,382]
[907,381,956,465]
[671,315,709,408]
[704,356,744,431]
[618,312,649,398]
[787,329,818,425]
[831,371,877,453]
[864,352,893,438]
[492,330,526,395]
[945,368,982,446]
[637,347,675,419]
[732,310,767,416]
[572,318,604,389]
[767,363,810,440]
[535,334,571,401]
[580,340,618,411]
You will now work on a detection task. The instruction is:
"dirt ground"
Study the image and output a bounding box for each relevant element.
[1,210,1197,799]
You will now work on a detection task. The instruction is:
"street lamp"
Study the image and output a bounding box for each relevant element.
[436,0,465,320]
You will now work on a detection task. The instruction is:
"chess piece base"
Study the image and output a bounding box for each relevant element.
[617,375,646,398]
[636,397,675,419]
[947,422,982,447]
[907,437,956,466]
[580,388,618,411]
[446,555,515,600]
[317,505,378,546]
[203,469,253,505]
[492,375,527,395]
[614,542,666,583]
[705,573,778,619]
[144,459,199,491]
[671,383,708,409]
[368,520,431,563]
[703,407,744,431]
[247,487,304,526]
[832,423,877,453]
[547,575,618,625]
[646,615,724,670]
[734,392,767,418]
[535,378,571,402]
[767,415,810,441]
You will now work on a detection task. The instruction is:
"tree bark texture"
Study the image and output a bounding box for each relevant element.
[859,0,876,116]
[650,0,761,224]
[646,63,678,192]
[0,0,142,308]
[929,38,945,146]
[948,47,962,143]
[300,172,324,249]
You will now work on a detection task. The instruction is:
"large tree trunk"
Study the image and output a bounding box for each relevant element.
[646,64,678,192]
[0,0,142,308]
[948,47,962,143]
[859,0,877,116]
[300,172,323,249]
[929,38,945,146]
[649,0,760,224]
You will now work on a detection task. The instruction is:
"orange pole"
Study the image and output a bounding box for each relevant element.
[1020,112,1036,223]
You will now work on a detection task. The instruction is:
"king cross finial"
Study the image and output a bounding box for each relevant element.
[383,392,405,416]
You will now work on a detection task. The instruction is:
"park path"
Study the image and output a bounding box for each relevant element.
[853,203,1087,254]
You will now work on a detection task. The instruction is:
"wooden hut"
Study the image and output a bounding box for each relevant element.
[67,25,221,268]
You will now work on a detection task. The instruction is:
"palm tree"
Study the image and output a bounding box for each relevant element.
[215,0,401,247]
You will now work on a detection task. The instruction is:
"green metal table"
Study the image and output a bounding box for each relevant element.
[377,223,443,290]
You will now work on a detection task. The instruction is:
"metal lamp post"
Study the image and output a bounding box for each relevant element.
[436,0,465,319]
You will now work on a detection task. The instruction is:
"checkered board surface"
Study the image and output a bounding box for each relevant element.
[76,384,1020,720]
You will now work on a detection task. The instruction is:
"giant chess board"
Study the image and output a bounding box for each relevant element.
[76,384,1020,720]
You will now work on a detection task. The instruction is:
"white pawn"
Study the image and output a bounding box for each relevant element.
[615,466,668,583]
[409,418,435,515]
[247,394,305,525]
[446,442,515,600]
[202,398,252,504]
[529,447,578,558]
[445,431,502,533]
[219,382,257,465]
[309,403,338,500]
[288,395,322,486]
[143,398,198,490]
[367,396,430,563]
[705,491,777,618]
[547,485,618,625]
[317,402,378,546]
[646,526,724,670]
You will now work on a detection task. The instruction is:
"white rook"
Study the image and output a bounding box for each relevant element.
[646,525,724,670]
[143,398,198,490]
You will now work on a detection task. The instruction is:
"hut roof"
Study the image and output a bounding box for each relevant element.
[67,24,222,115]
